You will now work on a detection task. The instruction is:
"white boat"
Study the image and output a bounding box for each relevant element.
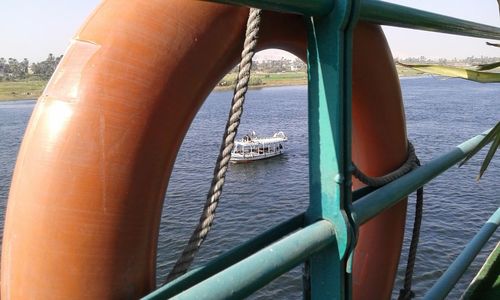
[230,131,287,163]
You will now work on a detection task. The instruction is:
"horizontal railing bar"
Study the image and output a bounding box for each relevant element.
[360,0,500,40]
[352,129,491,225]
[352,186,377,201]
[207,0,334,16]
[423,207,500,300]
[208,0,500,39]
[169,220,335,299]
[143,214,304,299]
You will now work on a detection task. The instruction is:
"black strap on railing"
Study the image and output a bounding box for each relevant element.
[353,143,423,299]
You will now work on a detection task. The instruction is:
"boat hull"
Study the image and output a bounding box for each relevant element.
[230,150,284,163]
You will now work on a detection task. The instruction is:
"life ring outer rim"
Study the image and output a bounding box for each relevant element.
[1,1,407,299]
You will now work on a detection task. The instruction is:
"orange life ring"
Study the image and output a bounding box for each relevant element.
[1,1,407,299]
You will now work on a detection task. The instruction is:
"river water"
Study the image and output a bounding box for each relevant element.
[0,77,498,299]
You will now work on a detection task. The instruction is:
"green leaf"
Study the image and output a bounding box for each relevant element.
[476,61,500,71]
[397,63,500,83]
[459,122,500,180]
[478,133,500,179]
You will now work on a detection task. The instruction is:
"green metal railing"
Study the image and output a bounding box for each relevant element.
[144,1,500,299]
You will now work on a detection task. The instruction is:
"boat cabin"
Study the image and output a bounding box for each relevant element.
[230,131,287,163]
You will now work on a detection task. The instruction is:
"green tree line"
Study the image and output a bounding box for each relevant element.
[1,53,498,83]
[0,54,62,81]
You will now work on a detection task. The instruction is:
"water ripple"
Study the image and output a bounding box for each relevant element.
[0,80,499,299]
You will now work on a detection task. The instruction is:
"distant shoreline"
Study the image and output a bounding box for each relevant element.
[213,81,306,92]
[0,70,425,102]
[0,80,46,101]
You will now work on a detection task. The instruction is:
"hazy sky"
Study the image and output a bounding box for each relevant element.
[1,0,499,61]
[382,0,500,59]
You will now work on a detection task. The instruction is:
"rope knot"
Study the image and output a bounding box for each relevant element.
[353,141,423,300]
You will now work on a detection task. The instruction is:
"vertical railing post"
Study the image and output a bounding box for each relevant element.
[305,0,359,299]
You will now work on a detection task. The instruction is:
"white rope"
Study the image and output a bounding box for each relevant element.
[166,8,262,282]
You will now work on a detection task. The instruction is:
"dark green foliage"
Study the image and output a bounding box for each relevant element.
[0,54,62,81]
[29,54,63,80]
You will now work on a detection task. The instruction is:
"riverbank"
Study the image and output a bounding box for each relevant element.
[214,71,308,91]
[0,80,46,101]
[216,67,423,90]
[0,68,424,101]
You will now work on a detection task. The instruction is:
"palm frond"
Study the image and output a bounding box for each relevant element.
[478,132,500,179]
[397,62,500,83]
[459,122,500,180]
[476,61,500,71]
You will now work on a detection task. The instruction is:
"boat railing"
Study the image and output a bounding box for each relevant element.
[143,1,500,299]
